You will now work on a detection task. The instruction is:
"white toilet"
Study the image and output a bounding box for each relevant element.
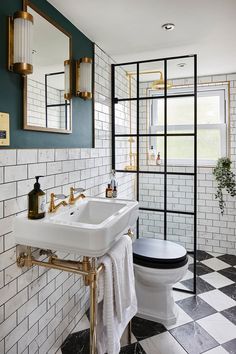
[133,238,188,325]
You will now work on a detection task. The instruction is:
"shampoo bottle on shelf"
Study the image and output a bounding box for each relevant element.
[105,184,113,198]
[156,152,161,165]
[28,176,46,219]
[149,146,156,162]
[110,169,118,197]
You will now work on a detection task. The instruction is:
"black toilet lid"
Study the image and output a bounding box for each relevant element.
[133,238,188,269]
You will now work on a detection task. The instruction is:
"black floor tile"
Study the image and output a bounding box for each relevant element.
[131,316,166,341]
[220,283,236,301]
[177,296,216,320]
[222,338,236,354]
[61,329,90,354]
[119,342,146,354]
[188,263,214,276]
[217,254,236,267]
[196,250,213,262]
[170,322,218,354]
[181,276,215,294]
[221,306,236,325]
[219,267,236,283]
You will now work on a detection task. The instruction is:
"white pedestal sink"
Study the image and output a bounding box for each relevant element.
[13,197,139,256]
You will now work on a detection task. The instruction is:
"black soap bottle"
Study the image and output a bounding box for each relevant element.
[28,176,46,219]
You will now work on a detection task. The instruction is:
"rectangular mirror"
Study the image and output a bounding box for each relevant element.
[23,2,72,133]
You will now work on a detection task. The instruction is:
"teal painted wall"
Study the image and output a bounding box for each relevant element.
[0,0,94,148]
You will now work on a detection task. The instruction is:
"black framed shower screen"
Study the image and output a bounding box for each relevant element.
[111,55,197,294]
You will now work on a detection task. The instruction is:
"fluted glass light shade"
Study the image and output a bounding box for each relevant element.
[64,60,72,100]
[76,57,93,100]
[8,11,34,75]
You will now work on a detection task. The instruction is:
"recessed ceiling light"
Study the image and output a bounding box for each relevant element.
[177,63,186,68]
[162,23,175,31]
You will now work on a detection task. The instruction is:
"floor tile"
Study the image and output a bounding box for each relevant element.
[199,289,236,311]
[140,332,187,354]
[182,270,194,281]
[188,263,214,276]
[166,305,193,330]
[176,296,216,320]
[217,255,236,267]
[120,342,146,354]
[200,272,234,289]
[56,350,63,354]
[174,282,193,291]
[196,250,214,262]
[188,255,194,264]
[220,283,236,301]
[197,313,236,344]
[219,268,236,283]
[203,346,229,354]
[131,316,166,341]
[170,322,218,354]
[173,290,194,302]
[221,306,236,325]
[181,276,215,294]
[201,258,231,271]
[72,315,90,333]
[61,329,90,354]
[120,327,137,347]
[222,338,236,354]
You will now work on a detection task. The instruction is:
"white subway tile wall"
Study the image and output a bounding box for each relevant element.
[0,45,133,354]
[27,79,65,129]
[138,75,236,254]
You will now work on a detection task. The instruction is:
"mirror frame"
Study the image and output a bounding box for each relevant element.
[23,0,72,134]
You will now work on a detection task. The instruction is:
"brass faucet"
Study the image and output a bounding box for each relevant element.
[48,193,68,213]
[69,187,86,205]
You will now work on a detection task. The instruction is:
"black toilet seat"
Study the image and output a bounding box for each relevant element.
[133,238,188,269]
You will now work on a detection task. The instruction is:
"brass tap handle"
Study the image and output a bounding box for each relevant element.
[69,187,86,205]
[127,228,135,240]
[48,193,68,213]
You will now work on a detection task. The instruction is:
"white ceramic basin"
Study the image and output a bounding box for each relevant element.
[13,197,139,257]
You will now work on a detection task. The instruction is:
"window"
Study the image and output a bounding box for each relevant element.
[149,84,229,165]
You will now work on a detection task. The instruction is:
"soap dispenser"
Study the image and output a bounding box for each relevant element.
[28,176,46,219]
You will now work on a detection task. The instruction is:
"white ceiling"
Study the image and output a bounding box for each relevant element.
[48,0,236,76]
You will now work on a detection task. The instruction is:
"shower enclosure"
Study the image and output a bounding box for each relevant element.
[111,55,197,294]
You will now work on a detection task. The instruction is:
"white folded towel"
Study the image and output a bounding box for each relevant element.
[97,235,137,354]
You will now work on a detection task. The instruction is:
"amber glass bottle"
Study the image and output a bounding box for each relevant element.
[28,176,46,219]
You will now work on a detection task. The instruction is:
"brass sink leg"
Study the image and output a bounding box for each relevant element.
[16,247,104,354]
[90,258,98,354]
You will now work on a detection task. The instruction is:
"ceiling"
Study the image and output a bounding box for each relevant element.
[48,0,236,76]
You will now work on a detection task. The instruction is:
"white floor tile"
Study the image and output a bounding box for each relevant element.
[208,252,223,258]
[72,315,90,333]
[197,313,236,344]
[199,289,236,311]
[174,282,191,291]
[181,270,194,281]
[188,255,194,264]
[173,290,194,302]
[201,258,230,271]
[55,350,62,354]
[200,272,234,288]
[120,329,136,347]
[166,305,193,330]
[140,331,187,354]
[203,346,229,354]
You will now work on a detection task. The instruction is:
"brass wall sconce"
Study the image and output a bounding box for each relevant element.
[8,11,34,75]
[64,59,72,100]
[76,57,93,100]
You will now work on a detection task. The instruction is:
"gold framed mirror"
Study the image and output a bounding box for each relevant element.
[23,1,72,134]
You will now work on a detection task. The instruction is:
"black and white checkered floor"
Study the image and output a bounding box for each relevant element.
[60,251,236,354]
